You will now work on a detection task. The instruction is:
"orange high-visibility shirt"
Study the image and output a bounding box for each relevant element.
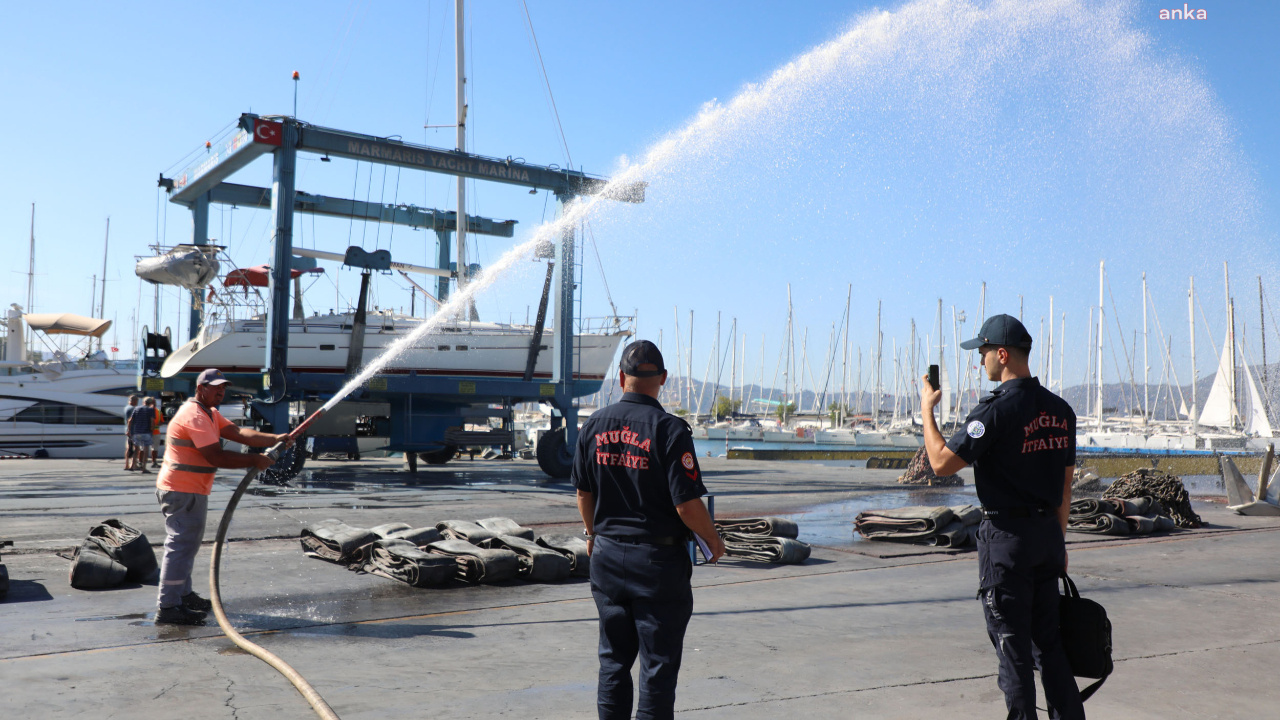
[156,400,235,495]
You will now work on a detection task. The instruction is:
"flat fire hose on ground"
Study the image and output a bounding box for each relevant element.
[209,413,341,720]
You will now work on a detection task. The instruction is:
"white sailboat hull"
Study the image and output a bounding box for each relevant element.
[162,314,628,381]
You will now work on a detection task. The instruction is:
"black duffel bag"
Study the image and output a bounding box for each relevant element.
[69,538,128,589]
[89,519,158,582]
[1059,573,1112,701]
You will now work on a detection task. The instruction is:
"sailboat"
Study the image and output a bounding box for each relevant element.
[152,0,630,387]
[1197,329,1273,440]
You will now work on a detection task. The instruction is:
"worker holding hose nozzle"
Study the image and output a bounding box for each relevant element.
[153,368,292,626]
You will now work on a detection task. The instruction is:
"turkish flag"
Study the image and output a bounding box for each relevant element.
[253,119,283,146]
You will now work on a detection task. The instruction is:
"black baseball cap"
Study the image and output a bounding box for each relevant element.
[959,314,1033,350]
[619,340,666,377]
[196,368,229,386]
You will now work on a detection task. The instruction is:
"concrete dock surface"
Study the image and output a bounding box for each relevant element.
[2,456,1276,719]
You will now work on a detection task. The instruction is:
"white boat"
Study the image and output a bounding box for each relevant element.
[160,311,628,381]
[0,307,138,457]
[0,361,140,459]
[0,306,256,458]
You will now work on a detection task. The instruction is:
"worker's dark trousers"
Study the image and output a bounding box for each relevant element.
[590,535,693,720]
[977,516,1085,720]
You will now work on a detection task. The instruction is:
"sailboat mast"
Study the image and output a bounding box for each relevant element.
[673,306,682,409]
[732,317,742,412]
[759,335,766,418]
[891,339,900,425]
[1230,298,1238,429]
[1189,277,1198,433]
[714,312,721,407]
[1225,262,1235,428]
[875,301,882,430]
[799,327,809,414]
[936,298,945,426]
[1260,277,1268,389]
[910,319,917,413]
[841,284,850,428]
[1096,260,1105,429]
[1085,307,1094,417]
[1038,317,1045,380]
[1059,312,1066,396]
[856,347,862,417]
[454,0,468,292]
[688,310,694,411]
[26,203,36,351]
[952,305,963,420]
[97,219,110,351]
[1047,295,1054,392]
[977,282,986,395]
[1142,272,1149,424]
[787,285,794,416]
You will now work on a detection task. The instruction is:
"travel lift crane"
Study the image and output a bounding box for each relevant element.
[157,113,643,477]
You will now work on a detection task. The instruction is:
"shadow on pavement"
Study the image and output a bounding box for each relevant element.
[3,578,55,604]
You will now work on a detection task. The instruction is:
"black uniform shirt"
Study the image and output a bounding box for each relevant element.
[571,392,707,539]
[946,377,1076,510]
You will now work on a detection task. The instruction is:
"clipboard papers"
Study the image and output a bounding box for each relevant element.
[689,495,716,565]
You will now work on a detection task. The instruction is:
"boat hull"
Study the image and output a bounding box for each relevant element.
[162,316,626,381]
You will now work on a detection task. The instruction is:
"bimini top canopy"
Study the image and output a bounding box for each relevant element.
[23,313,113,337]
[223,265,324,288]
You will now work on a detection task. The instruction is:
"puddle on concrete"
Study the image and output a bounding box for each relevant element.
[239,467,562,498]
[217,645,249,656]
[76,612,148,622]
[782,474,1226,547]
[779,487,979,547]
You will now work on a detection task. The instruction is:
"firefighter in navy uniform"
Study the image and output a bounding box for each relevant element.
[572,340,727,720]
[920,314,1084,720]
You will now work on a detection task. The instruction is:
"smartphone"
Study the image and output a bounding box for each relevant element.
[927,364,940,392]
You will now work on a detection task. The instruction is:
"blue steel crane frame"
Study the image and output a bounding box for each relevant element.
[159,113,644,472]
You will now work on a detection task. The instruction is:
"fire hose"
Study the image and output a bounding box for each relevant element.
[208,409,339,720]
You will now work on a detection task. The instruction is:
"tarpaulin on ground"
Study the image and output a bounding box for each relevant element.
[855,504,982,548]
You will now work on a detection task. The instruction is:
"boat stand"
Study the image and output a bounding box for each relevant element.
[157,114,643,477]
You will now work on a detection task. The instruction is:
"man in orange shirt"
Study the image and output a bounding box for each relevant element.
[154,369,291,626]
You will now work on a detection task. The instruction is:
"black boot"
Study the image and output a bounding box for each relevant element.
[156,605,207,626]
[182,591,213,612]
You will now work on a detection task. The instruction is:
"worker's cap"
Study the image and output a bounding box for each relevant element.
[959,314,1033,350]
[196,368,230,386]
[619,340,666,378]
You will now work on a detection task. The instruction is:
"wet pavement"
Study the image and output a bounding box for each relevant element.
[2,456,1278,719]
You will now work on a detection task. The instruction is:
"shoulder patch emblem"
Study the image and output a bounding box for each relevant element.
[967,420,986,439]
[681,452,695,470]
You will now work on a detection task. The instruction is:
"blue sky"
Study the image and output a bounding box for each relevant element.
[2,0,1276,399]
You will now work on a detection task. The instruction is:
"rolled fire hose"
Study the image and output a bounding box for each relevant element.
[209,411,340,720]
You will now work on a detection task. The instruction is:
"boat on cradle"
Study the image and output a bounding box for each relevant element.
[147,243,630,383]
[160,311,628,382]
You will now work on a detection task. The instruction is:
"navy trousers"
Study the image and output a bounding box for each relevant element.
[590,535,694,720]
[977,516,1085,720]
